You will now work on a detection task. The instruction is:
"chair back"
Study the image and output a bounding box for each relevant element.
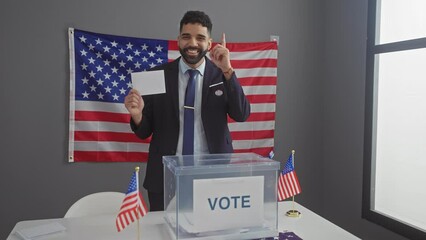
[64,191,125,218]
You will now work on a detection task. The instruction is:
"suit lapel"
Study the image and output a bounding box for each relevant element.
[202,58,215,108]
[165,59,180,119]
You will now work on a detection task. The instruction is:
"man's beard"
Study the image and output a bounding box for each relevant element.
[179,47,209,65]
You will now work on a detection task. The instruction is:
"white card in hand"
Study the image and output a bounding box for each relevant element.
[131,70,166,95]
[15,222,66,240]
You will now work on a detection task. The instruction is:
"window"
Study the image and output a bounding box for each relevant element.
[363,1,426,239]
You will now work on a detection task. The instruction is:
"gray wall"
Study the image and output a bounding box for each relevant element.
[0,0,408,239]
[321,1,407,239]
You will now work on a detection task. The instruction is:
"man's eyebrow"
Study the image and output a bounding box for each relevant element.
[180,33,208,38]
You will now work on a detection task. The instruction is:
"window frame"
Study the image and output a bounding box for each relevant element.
[362,1,426,239]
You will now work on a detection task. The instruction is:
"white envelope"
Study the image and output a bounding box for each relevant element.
[131,70,166,95]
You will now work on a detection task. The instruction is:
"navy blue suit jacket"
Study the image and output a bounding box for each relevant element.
[131,57,250,193]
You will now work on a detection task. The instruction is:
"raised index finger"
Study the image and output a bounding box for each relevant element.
[222,33,226,48]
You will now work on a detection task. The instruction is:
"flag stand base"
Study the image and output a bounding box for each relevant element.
[286,209,301,218]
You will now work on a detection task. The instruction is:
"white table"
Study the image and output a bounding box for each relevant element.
[7,201,359,240]
[278,202,359,239]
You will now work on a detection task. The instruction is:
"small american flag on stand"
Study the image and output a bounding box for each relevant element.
[116,168,148,232]
[277,153,301,201]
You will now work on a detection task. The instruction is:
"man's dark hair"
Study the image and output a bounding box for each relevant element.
[179,10,212,34]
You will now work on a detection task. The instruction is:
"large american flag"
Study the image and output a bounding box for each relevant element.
[277,153,302,201]
[68,28,277,162]
[116,170,148,232]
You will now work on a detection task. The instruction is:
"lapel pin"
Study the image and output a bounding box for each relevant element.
[215,89,223,96]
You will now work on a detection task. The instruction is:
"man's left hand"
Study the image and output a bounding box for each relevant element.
[209,33,233,79]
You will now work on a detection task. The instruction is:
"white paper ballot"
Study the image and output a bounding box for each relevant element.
[131,70,166,95]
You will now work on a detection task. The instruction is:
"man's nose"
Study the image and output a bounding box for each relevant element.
[188,37,197,46]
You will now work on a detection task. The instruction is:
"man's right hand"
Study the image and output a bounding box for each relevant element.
[124,89,144,126]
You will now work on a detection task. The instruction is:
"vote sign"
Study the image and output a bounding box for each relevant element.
[193,176,264,232]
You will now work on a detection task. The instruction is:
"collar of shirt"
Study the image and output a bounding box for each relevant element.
[179,57,206,76]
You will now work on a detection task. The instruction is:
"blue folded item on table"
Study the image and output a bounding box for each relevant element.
[279,231,303,240]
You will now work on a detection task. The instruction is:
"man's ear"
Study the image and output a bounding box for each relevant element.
[208,38,213,50]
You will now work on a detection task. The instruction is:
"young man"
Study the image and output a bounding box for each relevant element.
[124,10,250,211]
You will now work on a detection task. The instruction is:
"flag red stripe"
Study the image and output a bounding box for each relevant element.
[225,42,278,51]
[168,40,277,51]
[128,211,135,222]
[231,130,274,140]
[75,111,129,123]
[246,94,276,104]
[73,151,148,162]
[116,221,121,232]
[117,217,125,231]
[123,213,131,225]
[280,175,290,200]
[234,147,274,157]
[291,172,302,193]
[230,59,277,68]
[127,212,133,224]
[288,174,298,194]
[278,176,286,200]
[239,77,277,86]
[74,131,149,143]
[282,176,291,198]
[228,112,275,122]
[120,200,138,211]
[168,41,178,51]
[75,129,273,142]
[76,109,276,123]
[283,174,295,196]
[139,193,148,215]
[120,196,138,210]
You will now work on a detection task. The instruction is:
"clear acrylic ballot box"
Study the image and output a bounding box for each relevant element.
[163,153,280,240]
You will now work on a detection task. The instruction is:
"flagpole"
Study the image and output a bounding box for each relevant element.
[291,150,296,211]
[135,166,141,240]
[286,150,301,218]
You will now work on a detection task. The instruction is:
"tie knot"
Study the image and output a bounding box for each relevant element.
[187,69,198,79]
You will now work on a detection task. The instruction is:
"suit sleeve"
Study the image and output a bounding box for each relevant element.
[130,95,154,139]
[224,72,251,122]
